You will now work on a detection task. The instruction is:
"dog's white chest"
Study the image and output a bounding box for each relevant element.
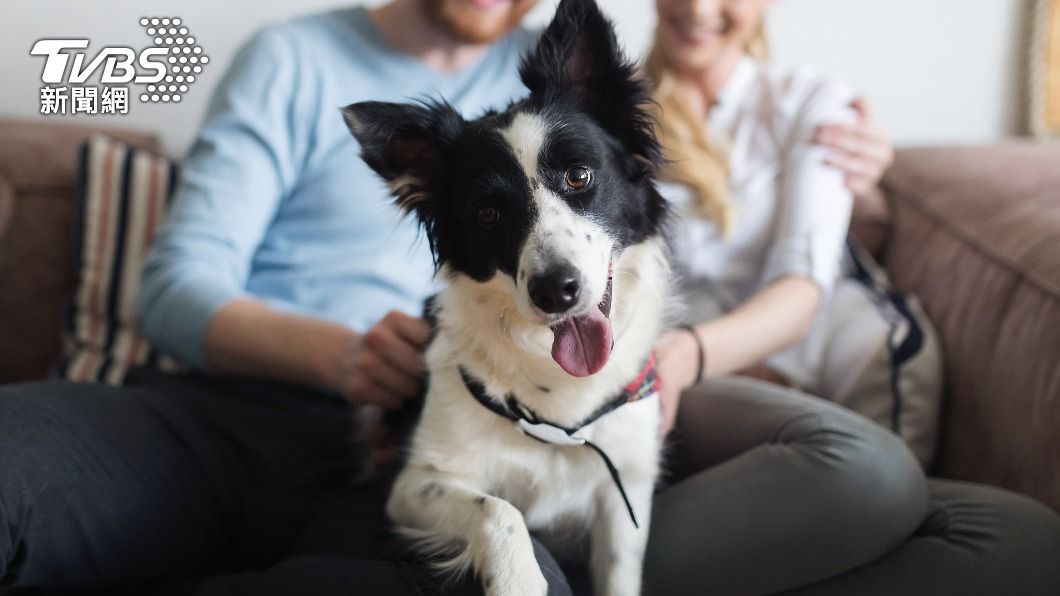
[454,396,658,530]
[489,433,607,529]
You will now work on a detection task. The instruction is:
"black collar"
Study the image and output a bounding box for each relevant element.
[457,354,659,528]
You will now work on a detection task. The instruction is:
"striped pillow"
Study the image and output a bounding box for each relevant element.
[57,135,177,384]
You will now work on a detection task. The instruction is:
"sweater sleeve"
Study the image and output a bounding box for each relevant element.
[138,25,314,369]
[758,76,857,295]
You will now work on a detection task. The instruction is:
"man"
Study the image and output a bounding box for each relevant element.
[9,1,1024,595]
[4,2,555,594]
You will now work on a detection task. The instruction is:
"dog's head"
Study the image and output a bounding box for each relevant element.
[344,0,667,378]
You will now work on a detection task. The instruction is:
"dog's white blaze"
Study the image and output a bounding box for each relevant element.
[498,112,614,323]
[499,111,546,178]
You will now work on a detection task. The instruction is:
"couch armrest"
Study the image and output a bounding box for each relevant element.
[881,142,1060,511]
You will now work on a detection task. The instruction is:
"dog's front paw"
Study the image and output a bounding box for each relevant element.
[482,557,548,596]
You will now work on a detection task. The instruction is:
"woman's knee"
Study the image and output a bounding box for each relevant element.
[681,377,929,553]
[779,398,929,548]
[678,377,929,533]
[921,480,1060,594]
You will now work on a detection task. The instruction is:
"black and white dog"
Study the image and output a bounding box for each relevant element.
[343,1,669,594]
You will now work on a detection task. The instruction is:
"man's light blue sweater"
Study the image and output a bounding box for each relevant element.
[139,7,537,368]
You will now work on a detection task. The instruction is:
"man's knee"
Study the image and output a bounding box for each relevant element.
[0,384,55,496]
[0,385,49,581]
[0,381,132,583]
[0,382,87,487]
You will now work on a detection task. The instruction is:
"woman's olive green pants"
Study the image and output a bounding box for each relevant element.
[644,376,1060,595]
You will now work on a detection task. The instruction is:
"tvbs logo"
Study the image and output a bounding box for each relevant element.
[32,40,168,85]
[31,17,208,114]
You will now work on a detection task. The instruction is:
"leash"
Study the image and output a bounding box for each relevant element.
[458,354,659,528]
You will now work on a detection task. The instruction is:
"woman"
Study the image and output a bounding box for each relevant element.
[643,0,1060,594]
[647,0,939,456]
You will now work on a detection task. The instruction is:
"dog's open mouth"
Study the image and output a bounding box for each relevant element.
[550,265,614,378]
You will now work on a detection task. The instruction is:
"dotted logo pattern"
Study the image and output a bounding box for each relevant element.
[138,17,209,103]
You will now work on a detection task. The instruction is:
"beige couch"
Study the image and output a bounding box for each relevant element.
[0,119,1057,512]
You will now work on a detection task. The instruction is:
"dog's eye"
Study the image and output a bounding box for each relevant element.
[564,166,592,191]
[476,206,500,227]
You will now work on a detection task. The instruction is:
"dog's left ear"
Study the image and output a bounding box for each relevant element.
[342,100,463,215]
[520,0,660,175]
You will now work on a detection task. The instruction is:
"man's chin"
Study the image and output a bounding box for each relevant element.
[424,0,537,45]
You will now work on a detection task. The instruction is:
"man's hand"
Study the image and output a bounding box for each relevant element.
[815,98,895,197]
[325,311,431,409]
[654,329,700,439]
[204,300,431,412]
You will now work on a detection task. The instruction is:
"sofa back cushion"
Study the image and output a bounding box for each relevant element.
[882,142,1060,511]
[0,120,160,383]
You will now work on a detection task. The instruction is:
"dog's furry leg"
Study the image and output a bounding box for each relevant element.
[589,479,654,596]
[387,463,548,596]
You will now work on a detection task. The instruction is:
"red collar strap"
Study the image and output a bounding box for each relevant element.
[622,351,659,403]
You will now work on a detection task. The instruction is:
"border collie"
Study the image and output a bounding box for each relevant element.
[343,1,669,594]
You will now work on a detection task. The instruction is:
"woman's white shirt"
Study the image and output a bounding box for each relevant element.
[656,60,944,466]
[659,56,858,320]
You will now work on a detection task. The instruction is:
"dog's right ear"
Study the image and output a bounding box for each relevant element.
[342,100,462,215]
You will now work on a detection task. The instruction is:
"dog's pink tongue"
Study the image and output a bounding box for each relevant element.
[550,309,613,377]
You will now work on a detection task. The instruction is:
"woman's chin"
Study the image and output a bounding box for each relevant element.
[662,45,721,77]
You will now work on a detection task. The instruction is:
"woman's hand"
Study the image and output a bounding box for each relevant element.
[655,329,701,439]
[815,98,895,197]
[324,310,430,409]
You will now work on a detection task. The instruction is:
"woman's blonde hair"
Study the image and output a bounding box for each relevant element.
[645,24,769,235]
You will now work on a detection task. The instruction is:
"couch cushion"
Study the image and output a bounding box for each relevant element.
[882,142,1060,511]
[0,120,161,384]
[56,136,177,384]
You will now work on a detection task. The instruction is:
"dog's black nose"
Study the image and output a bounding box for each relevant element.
[528,265,581,314]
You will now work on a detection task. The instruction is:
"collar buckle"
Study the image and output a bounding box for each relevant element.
[517,419,586,446]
